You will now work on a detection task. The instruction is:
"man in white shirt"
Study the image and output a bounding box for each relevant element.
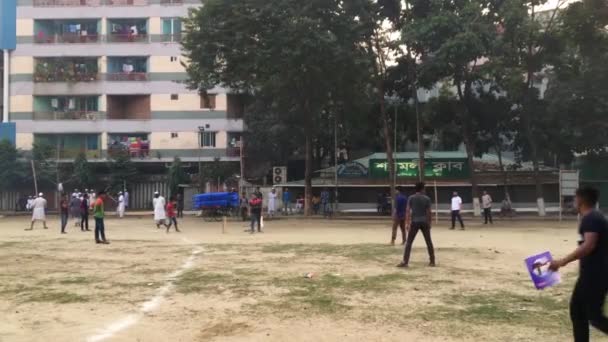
[482,190,493,225]
[27,193,48,230]
[116,192,125,218]
[450,192,465,230]
[153,192,167,228]
[268,188,277,219]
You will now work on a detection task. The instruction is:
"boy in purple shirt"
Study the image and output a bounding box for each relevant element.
[391,187,408,245]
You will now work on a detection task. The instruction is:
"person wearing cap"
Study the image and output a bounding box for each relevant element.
[70,193,82,228]
[116,191,125,218]
[153,192,167,228]
[93,190,109,244]
[27,193,48,230]
[268,188,277,219]
[80,193,90,231]
[60,193,69,234]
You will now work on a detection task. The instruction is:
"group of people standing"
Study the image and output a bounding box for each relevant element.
[29,190,108,244]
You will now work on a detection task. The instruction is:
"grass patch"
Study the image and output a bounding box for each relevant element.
[174,271,233,294]
[24,290,89,304]
[58,276,95,285]
[260,243,400,262]
[418,290,570,331]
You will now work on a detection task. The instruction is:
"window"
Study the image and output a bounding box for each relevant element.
[161,18,182,42]
[171,94,178,100]
[200,94,216,109]
[200,132,216,147]
[171,132,178,138]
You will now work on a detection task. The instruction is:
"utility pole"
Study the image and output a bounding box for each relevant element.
[334,116,339,213]
[393,104,398,186]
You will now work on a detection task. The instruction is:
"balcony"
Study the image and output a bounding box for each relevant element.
[226,133,242,157]
[160,0,183,4]
[33,0,147,6]
[33,96,100,120]
[34,134,101,160]
[34,58,99,83]
[108,134,150,159]
[106,57,148,81]
[35,20,100,44]
[108,20,148,43]
[107,95,151,120]
[33,0,102,6]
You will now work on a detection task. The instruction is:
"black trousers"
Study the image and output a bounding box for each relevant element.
[81,213,89,231]
[166,217,178,230]
[571,276,608,342]
[391,217,406,243]
[241,207,248,221]
[177,207,184,218]
[483,208,493,224]
[451,210,465,228]
[61,212,68,233]
[94,217,106,242]
[402,222,435,265]
[250,210,261,232]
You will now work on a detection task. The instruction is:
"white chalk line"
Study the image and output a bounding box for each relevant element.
[86,238,203,342]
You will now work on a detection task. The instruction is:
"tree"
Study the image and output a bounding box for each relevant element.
[182,0,371,215]
[489,0,567,215]
[199,158,240,190]
[73,153,93,189]
[30,142,59,191]
[109,151,138,193]
[168,157,189,197]
[0,140,25,191]
[404,0,503,214]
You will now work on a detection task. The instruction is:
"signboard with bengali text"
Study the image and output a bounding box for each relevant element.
[369,158,470,179]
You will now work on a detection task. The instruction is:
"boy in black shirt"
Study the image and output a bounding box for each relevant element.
[549,187,608,342]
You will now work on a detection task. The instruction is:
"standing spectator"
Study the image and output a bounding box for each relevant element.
[398,182,435,268]
[176,193,184,218]
[26,196,34,211]
[27,193,48,230]
[93,190,109,244]
[116,191,125,218]
[124,190,130,210]
[296,195,305,214]
[283,188,292,215]
[153,192,167,229]
[80,193,90,231]
[70,194,82,228]
[482,190,493,224]
[60,194,69,234]
[254,186,263,200]
[450,192,465,230]
[240,192,249,221]
[165,196,180,233]
[312,195,321,215]
[391,187,407,245]
[249,193,262,233]
[321,188,331,218]
[268,188,278,218]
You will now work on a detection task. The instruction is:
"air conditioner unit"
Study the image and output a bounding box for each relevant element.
[273,167,287,185]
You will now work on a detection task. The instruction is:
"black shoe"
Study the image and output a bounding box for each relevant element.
[95,240,102,244]
[396,262,409,268]
[429,262,436,267]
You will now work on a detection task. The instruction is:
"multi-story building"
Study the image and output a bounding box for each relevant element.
[9,0,244,165]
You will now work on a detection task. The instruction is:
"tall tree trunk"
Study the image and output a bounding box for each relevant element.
[522,93,544,215]
[379,82,396,214]
[456,80,480,216]
[494,136,509,199]
[304,106,313,216]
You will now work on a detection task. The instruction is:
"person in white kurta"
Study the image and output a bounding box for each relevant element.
[116,192,125,218]
[268,188,277,218]
[28,194,48,230]
[153,192,166,228]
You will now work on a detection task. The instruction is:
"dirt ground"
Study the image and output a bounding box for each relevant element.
[0,214,606,342]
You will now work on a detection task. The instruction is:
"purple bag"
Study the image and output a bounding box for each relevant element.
[525,251,561,290]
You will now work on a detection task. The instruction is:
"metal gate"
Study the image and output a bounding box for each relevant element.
[130,181,169,210]
[0,191,19,211]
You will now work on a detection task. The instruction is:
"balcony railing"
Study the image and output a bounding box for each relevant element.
[107,33,149,43]
[160,33,182,43]
[34,72,99,83]
[58,149,101,159]
[160,0,183,4]
[106,72,148,81]
[226,147,241,157]
[33,0,148,6]
[108,143,151,159]
[33,111,103,121]
[34,0,102,6]
[35,33,100,44]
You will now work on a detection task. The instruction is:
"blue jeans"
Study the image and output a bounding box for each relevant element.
[94,217,106,242]
[61,212,68,233]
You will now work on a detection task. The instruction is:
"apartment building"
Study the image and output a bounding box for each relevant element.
[8,0,244,165]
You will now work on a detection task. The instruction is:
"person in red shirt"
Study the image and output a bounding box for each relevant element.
[165,196,180,233]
